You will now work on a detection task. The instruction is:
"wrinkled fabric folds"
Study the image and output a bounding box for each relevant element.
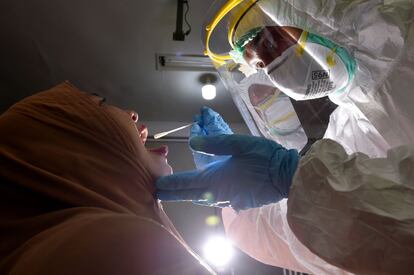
[221,0,414,274]
[288,140,414,274]
[0,82,212,275]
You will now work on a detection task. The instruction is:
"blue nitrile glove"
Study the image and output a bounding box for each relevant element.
[156,134,300,211]
[190,107,233,169]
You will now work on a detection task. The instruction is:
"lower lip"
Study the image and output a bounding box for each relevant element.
[149,146,168,157]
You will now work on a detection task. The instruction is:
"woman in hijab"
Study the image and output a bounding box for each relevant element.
[0,82,214,275]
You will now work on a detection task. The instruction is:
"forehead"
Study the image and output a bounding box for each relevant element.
[253,27,288,46]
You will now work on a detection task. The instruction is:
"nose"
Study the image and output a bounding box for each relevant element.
[126,110,138,123]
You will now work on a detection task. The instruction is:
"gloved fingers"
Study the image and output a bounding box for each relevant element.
[190,134,258,156]
[201,106,220,122]
[192,153,213,166]
[202,107,233,135]
[155,170,210,190]
[157,189,208,202]
[190,123,204,138]
[193,114,203,125]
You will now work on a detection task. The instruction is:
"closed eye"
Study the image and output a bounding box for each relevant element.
[88,93,106,105]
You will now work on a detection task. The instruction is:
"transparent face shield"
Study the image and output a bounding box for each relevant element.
[202,0,344,151]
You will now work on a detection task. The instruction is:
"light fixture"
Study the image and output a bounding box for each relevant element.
[203,235,234,268]
[202,84,216,100]
[199,73,218,101]
[156,54,215,71]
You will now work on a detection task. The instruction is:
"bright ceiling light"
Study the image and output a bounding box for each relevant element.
[203,236,234,268]
[202,84,216,100]
[156,54,215,71]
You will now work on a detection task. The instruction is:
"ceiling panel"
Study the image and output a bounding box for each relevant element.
[0,0,244,122]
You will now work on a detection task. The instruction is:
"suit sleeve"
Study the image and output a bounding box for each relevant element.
[287,139,414,274]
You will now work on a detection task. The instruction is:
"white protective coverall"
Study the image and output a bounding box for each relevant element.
[222,1,414,274]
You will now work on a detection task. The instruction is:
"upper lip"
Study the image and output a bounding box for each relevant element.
[138,124,148,144]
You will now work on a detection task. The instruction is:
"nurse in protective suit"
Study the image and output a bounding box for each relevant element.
[157,1,414,274]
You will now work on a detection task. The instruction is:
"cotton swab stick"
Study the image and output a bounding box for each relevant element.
[153,123,194,139]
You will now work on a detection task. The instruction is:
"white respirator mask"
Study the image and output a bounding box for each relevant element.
[264,34,351,101]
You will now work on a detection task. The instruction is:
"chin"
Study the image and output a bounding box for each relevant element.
[151,166,172,179]
[148,151,173,178]
[160,163,173,176]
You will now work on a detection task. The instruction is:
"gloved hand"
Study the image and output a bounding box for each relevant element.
[190,107,233,169]
[156,134,299,211]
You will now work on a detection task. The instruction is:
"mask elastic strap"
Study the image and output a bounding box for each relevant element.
[295,31,308,57]
[257,94,278,111]
[327,47,338,68]
[269,112,297,126]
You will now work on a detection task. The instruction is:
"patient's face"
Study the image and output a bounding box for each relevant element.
[87,94,173,179]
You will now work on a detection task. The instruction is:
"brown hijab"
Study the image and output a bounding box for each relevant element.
[0,82,213,275]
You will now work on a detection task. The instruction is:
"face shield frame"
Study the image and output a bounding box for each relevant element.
[204,0,258,66]
[202,0,345,153]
